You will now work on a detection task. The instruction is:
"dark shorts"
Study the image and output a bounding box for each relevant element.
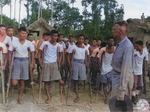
[100,72,112,83]
[11,57,29,80]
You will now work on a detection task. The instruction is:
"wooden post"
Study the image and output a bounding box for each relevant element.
[0,50,5,104]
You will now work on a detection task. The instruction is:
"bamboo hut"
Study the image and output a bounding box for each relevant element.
[26,18,54,40]
[127,19,150,45]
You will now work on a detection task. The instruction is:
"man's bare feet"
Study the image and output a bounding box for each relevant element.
[74,97,80,103]
[18,98,24,104]
[45,99,51,104]
[104,99,108,104]
[59,79,64,85]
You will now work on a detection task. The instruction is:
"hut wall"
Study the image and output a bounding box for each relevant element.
[127,21,145,43]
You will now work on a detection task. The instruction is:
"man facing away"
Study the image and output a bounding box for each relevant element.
[8,27,35,104]
[110,20,134,101]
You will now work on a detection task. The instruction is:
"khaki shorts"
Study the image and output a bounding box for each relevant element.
[42,62,61,82]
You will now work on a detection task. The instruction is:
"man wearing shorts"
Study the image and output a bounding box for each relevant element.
[98,37,115,104]
[67,34,87,103]
[8,27,35,104]
[132,41,148,104]
[38,30,64,104]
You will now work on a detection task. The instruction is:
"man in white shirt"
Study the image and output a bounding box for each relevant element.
[67,34,87,103]
[6,27,18,41]
[0,25,11,85]
[8,27,35,104]
[98,37,115,104]
[132,41,148,104]
[38,30,64,104]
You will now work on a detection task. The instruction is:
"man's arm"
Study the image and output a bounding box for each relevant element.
[117,46,134,101]
[67,53,71,68]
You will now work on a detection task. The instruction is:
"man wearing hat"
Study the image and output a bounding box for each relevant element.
[109,20,134,111]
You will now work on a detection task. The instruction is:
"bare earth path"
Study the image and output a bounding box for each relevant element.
[0,71,150,112]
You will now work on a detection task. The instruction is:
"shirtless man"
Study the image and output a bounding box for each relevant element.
[89,39,99,87]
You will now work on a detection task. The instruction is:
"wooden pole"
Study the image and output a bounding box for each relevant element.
[10,0,12,19]
[18,0,22,28]
[14,0,16,21]
[0,50,5,104]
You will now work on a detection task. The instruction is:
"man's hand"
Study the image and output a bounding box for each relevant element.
[68,64,72,71]
[72,49,76,53]
[30,63,34,69]
[117,90,125,101]
[40,64,43,69]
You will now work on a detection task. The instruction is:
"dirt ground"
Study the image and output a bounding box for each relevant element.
[0,70,150,112]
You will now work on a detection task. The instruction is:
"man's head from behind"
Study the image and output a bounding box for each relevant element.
[0,24,6,36]
[135,41,143,51]
[6,27,14,37]
[18,27,28,40]
[113,20,128,41]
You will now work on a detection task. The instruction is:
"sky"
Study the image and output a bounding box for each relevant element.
[2,0,150,23]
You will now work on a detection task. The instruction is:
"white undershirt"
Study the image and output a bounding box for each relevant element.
[9,39,35,58]
[134,49,148,75]
[2,36,11,45]
[101,52,113,75]
[84,44,90,55]
[40,41,59,63]
[67,45,86,60]
[58,41,66,52]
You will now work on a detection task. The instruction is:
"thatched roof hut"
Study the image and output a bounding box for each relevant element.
[26,18,54,40]
[127,19,150,44]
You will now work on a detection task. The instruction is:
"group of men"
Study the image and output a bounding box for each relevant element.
[0,20,149,111]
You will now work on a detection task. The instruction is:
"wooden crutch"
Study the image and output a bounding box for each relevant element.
[38,45,48,104]
[0,48,5,104]
[66,53,74,104]
[6,49,15,102]
[28,47,36,103]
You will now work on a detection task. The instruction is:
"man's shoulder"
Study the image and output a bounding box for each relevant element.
[25,39,32,45]
[123,38,134,48]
